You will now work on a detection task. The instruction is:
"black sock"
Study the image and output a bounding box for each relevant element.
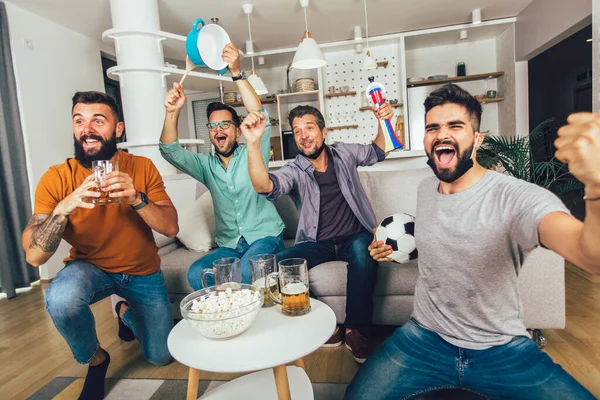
[115,301,135,342]
[79,350,111,400]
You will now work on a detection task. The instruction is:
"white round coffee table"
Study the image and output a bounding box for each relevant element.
[168,298,336,400]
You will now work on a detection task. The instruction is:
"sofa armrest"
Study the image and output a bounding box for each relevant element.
[519,247,565,329]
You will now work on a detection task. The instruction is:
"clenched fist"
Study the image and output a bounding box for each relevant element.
[165,82,186,114]
[555,113,600,199]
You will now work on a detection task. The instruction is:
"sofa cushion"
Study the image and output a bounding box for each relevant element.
[273,195,299,240]
[359,167,433,221]
[177,191,216,252]
[161,247,209,293]
[153,231,177,249]
[309,260,419,297]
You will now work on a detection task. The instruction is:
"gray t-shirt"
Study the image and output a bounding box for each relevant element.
[413,170,570,350]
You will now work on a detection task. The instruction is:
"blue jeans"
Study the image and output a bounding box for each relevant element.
[45,260,173,365]
[275,230,377,332]
[345,319,594,400]
[188,234,285,290]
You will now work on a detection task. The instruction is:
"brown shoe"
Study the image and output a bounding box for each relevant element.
[345,329,370,363]
[320,326,343,348]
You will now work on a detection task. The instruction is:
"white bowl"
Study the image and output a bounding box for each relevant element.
[180,284,263,340]
[196,24,230,72]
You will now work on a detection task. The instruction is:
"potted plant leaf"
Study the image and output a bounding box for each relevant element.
[477,118,584,199]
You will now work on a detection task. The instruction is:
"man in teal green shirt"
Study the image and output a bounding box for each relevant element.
[158,43,284,290]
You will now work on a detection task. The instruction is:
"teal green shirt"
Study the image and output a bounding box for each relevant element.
[159,108,284,249]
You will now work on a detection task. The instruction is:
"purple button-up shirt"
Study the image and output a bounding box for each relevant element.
[266,142,385,244]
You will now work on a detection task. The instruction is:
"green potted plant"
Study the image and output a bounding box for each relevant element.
[477,118,584,198]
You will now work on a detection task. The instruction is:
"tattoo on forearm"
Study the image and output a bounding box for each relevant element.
[29,213,68,252]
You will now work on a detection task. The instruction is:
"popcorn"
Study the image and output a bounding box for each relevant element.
[185,288,262,339]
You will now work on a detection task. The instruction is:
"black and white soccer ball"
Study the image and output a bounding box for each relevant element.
[375,213,418,264]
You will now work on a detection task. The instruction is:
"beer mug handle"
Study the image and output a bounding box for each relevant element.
[266,272,282,305]
[201,269,214,288]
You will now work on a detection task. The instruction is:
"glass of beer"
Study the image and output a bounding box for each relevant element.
[250,254,278,307]
[91,160,120,204]
[201,257,242,290]
[266,258,311,316]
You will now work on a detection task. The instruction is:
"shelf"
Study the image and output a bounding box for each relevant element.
[277,90,320,105]
[106,65,233,83]
[478,97,504,104]
[376,61,389,68]
[359,103,403,111]
[407,72,504,88]
[225,98,278,107]
[324,91,357,98]
[328,124,359,131]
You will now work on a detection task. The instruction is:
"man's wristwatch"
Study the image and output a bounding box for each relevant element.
[131,192,149,210]
[231,71,246,81]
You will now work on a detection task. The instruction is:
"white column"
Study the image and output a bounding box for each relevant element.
[108,0,176,175]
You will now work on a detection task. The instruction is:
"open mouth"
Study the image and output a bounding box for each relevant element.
[300,140,314,150]
[214,134,227,146]
[434,145,457,167]
[81,137,101,151]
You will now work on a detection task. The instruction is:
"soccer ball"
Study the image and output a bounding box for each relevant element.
[375,213,418,264]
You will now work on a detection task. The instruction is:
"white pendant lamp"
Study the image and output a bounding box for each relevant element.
[291,0,327,69]
[362,0,376,70]
[472,8,482,24]
[243,4,268,95]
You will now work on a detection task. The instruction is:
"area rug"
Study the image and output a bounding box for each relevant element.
[27,377,349,400]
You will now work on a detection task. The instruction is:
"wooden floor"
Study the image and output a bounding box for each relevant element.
[1,264,599,399]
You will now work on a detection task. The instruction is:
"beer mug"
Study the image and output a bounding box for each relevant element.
[250,254,278,307]
[91,160,120,204]
[266,258,311,316]
[201,257,242,290]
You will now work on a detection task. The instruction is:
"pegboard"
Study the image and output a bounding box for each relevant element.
[322,42,404,145]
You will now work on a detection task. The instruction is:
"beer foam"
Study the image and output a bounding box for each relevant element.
[281,282,308,295]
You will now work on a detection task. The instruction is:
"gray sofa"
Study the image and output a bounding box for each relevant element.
[155,167,566,333]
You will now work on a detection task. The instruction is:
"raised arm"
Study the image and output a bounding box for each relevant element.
[161,82,186,145]
[371,102,394,152]
[22,174,99,266]
[241,111,274,194]
[222,43,261,113]
[540,112,600,274]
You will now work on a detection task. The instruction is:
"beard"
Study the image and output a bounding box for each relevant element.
[298,138,326,160]
[426,141,475,183]
[213,139,238,157]
[73,132,118,168]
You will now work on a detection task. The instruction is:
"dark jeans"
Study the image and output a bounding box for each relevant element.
[275,230,377,332]
[345,319,594,400]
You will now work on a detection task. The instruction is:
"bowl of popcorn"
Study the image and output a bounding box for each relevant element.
[180,284,263,339]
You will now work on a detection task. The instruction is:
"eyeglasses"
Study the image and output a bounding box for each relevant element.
[206,120,234,130]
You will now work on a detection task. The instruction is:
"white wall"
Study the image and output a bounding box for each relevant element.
[6,2,105,279]
[515,0,592,61]
[496,26,517,137]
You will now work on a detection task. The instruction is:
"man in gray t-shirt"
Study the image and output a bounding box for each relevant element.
[346,84,599,400]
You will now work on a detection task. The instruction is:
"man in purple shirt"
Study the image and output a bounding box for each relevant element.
[242,103,393,363]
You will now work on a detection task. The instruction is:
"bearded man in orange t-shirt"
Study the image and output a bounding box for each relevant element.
[21,91,178,400]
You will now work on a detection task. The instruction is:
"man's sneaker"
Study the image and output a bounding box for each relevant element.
[320,326,343,348]
[345,329,370,363]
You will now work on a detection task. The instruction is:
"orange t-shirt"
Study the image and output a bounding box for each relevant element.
[34,150,172,275]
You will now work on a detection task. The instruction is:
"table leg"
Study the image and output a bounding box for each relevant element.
[187,367,200,400]
[292,358,305,369]
[272,364,291,400]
